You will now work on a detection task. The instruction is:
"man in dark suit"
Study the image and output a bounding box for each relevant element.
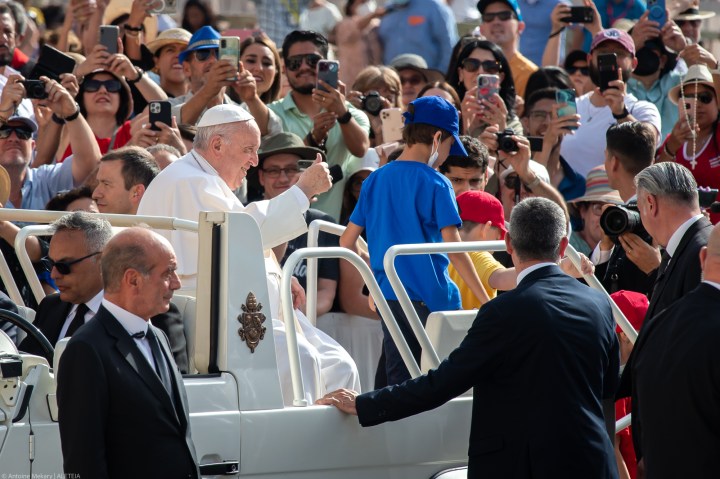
[630,223,720,478]
[319,198,620,479]
[18,212,189,372]
[57,227,199,479]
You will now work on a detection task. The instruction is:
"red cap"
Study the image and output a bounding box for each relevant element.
[456,191,507,238]
[590,29,636,56]
[610,290,648,334]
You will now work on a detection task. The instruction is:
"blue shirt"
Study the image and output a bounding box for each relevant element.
[627,70,681,139]
[378,0,458,72]
[7,158,76,211]
[350,160,462,312]
[518,0,568,66]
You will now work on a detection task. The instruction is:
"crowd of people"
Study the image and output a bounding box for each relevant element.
[0,0,717,477]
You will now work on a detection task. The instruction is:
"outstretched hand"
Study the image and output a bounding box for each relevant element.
[315,388,359,415]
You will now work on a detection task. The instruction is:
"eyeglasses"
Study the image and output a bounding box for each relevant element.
[482,11,515,22]
[285,53,322,72]
[528,110,552,121]
[42,251,101,275]
[503,174,532,193]
[0,126,32,140]
[684,91,714,105]
[566,66,589,76]
[84,79,122,93]
[262,166,302,178]
[588,203,604,216]
[461,58,501,74]
[193,48,218,62]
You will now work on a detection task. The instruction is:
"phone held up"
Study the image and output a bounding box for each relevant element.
[219,36,240,81]
[597,53,618,92]
[555,89,578,130]
[317,60,339,93]
[99,25,119,55]
[149,101,172,131]
[477,74,500,103]
[561,6,594,23]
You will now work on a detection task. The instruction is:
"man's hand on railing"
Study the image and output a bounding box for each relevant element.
[316,388,359,415]
[559,252,594,278]
[291,276,306,310]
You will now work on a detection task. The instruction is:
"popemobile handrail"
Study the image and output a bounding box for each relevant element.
[281,246,420,406]
[0,209,198,306]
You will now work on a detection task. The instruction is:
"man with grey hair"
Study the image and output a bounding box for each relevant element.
[634,162,712,321]
[138,104,332,290]
[18,212,189,372]
[319,197,620,478]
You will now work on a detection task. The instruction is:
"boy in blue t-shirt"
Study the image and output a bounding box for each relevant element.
[340,96,489,385]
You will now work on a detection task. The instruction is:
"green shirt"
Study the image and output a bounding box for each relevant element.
[268,93,370,220]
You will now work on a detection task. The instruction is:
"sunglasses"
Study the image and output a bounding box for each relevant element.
[684,91,714,105]
[84,79,122,93]
[42,251,101,275]
[482,11,515,22]
[503,174,532,193]
[0,126,32,140]
[193,48,218,62]
[566,66,589,76]
[461,58,501,74]
[400,74,425,86]
[675,19,701,27]
[286,53,322,72]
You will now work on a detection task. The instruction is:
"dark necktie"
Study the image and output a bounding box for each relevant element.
[650,250,672,301]
[144,327,175,405]
[64,303,89,338]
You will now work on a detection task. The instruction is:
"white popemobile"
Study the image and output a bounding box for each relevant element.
[0,209,635,478]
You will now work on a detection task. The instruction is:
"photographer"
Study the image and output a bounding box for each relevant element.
[595,122,658,295]
[347,65,402,147]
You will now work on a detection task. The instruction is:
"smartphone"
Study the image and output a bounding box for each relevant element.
[30,45,77,82]
[561,6,594,23]
[219,36,240,81]
[317,60,339,92]
[597,53,618,92]
[149,101,172,131]
[99,25,119,55]
[329,164,343,185]
[380,108,404,143]
[647,0,667,26]
[556,89,578,130]
[298,159,315,170]
[148,0,177,14]
[477,74,500,103]
[21,79,48,100]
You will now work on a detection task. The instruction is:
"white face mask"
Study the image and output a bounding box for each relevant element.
[356,0,377,16]
[428,139,439,168]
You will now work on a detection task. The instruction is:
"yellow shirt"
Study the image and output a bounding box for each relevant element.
[448,251,504,310]
[508,51,538,99]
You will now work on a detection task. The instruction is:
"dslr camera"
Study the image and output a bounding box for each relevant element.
[496,129,519,153]
[21,79,47,100]
[359,91,383,116]
[600,205,647,238]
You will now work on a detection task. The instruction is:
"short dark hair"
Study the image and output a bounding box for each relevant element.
[606,122,656,176]
[1,2,25,36]
[281,30,328,61]
[100,146,160,189]
[439,136,488,173]
[523,87,559,118]
[45,186,94,212]
[401,103,453,147]
[524,67,572,103]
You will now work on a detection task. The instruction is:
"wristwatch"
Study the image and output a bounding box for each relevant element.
[337,110,352,124]
[612,106,629,120]
[126,67,144,85]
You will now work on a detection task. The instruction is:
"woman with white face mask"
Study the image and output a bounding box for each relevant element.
[333,0,387,87]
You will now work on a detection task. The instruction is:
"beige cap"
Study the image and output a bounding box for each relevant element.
[146,28,192,55]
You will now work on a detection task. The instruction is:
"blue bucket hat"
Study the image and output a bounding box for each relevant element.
[403,96,468,157]
[178,25,221,63]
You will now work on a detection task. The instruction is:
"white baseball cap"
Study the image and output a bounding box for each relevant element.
[197,104,255,128]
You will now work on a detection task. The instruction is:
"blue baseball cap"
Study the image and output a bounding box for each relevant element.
[403,96,468,157]
[477,0,523,21]
[178,26,220,63]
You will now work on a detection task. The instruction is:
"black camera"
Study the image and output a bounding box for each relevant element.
[600,205,647,238]
[496,128,518,153]
[21,79,47,100]
[360,90,383,116]
[698,187,718,208]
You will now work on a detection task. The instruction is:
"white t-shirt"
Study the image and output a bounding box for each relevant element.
[560,92,661,178]
[299,3,343,38]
